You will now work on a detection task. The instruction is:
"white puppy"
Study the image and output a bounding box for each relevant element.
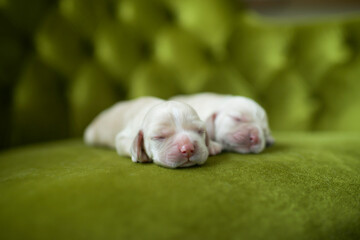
[84,97,221,168]
[172,93,275,154]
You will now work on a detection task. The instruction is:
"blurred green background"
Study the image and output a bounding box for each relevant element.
[1,0,360,149]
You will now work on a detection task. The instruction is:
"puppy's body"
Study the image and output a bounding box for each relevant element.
[85,97,162,149]
[172,93,274,154]
[172,94,228,121]
[85,97,221,168]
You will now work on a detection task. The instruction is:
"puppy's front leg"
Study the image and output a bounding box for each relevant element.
[115,130,133,158]
[208,140,222,155]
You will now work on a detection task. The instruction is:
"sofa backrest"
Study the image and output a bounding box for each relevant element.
[1,0,360,148]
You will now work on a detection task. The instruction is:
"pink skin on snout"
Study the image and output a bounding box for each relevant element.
[178,135,195,159]
[227,126,264,153]
[159,134,202,168]
[232,127,260,147]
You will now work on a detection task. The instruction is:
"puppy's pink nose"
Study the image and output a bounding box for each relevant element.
[179,144,195,158]
[177,135,195,158]
[249,134,259,145]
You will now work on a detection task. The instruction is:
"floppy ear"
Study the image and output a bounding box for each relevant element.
[205,113,217,140]
[130,130,151,163]
[205,131,210,147]
[265,132,275,147]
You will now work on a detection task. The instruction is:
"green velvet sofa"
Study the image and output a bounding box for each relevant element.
[1,0,360,239]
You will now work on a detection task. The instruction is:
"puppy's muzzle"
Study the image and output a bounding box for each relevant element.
[178,136,195,159]
[233,129,260,147]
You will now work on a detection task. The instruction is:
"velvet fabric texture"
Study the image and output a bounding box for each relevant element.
[1,132,360,239]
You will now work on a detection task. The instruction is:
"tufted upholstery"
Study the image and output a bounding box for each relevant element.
[1,0,360,149]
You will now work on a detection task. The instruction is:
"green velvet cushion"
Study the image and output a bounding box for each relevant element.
[1,132,359,239]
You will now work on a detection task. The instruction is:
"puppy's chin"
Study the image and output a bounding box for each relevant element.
[234,146,262,154]
[153,150,207,168]
[155,155,205,168]
[223,139,265,154]
[179,161,197,168]
[149,140,209,168]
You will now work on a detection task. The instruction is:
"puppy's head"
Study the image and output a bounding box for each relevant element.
[206,97,274,154]
[131,101,209,168]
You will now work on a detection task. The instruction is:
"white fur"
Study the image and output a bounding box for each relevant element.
[172,93,274,154]
[84,97,221,168]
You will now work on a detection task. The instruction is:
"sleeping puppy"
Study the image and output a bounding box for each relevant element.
[172,93,274,154]
[84,97,221,168]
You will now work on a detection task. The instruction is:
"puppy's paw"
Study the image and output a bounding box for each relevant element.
[84,126,96,145]
[208,141,222,155]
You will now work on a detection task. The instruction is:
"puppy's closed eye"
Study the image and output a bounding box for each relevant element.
[151,136,167,141]
[229,115,242,122]
[151,129,174,141]
[196,129,206,135]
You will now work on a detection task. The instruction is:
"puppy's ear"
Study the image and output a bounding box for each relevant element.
[205,113,217,140]
[205,131,210,147]
[265,132,275,147]
[130,130,151,163]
